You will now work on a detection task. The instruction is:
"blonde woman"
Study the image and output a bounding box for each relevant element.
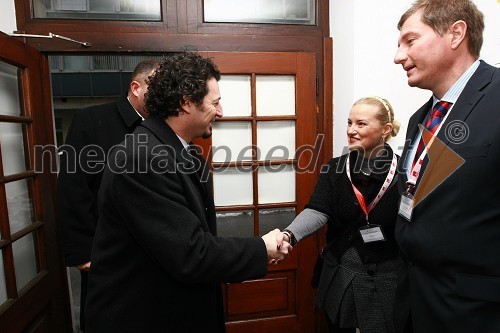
[279,97,402,333]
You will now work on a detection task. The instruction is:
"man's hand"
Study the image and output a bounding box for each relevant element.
[75,261,91,272]
[261,229,293,265]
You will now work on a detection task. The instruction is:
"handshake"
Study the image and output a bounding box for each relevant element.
[261,229,294,265]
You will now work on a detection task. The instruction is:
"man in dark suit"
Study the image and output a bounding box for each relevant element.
[57,59,159,331]
[84,52,292,333]
[393,1,500,332]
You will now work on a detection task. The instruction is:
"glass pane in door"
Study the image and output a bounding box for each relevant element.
[258,165,295,204]
[0,122,28,176]
[213,167,253,206]
[0,251,7,304]
[217,211,254,237]
[257,121,295,160]
[218,75,252,117]
[5,179,35,235]
[12,233,39,291]
[212,122,252,163]
[259,208,296,236]
[256,75,295,116]
[0,62,21,117]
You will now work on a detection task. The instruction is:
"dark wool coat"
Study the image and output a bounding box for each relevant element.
[85,115,268,333]
[57,95,142,266]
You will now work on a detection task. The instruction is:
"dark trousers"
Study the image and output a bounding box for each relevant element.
[402,316,413,333]
[327,318,356,333]
[80,271,88,332]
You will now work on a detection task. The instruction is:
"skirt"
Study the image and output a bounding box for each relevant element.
[316,246,403,333]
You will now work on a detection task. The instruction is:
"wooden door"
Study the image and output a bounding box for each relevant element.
[0,32,71,333]
[195,52,321,332]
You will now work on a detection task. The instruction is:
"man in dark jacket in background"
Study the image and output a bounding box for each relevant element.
[57,59,159,332]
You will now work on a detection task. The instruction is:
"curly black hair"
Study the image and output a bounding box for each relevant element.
[145,52,221,119]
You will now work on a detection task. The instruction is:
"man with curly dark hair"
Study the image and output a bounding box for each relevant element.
[145,52,223,140]
[84,52,292,333]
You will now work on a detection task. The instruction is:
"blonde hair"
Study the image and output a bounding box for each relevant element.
[353,97,400,140]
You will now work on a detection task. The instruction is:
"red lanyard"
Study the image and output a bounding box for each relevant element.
[345,153,397,223]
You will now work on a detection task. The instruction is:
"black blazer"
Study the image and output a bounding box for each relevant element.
[394,61,500,333]
[85,115,268,333]
[57,96,142,267]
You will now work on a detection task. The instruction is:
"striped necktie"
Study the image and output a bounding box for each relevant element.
[412,100,452,168]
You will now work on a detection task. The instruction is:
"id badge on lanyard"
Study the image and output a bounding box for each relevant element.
[346,153,397,243]
[398,181,415,222]
[399,122,443,222]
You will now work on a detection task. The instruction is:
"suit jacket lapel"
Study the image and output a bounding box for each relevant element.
[424,61,492,167]
[436,60,492,145]
[188,147,217,234]
[188,147,214,210]
[406,62,492,176]
[140,114,192,168]
[412,61,494,204]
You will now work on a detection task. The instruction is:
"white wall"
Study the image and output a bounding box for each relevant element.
[330,0,500,157]
[0,1,16,35]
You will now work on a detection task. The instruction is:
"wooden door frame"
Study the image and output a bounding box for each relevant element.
[10,0,334,327]
[0,32,72,333]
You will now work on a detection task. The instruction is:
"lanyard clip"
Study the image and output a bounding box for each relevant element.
[405,180,416,195]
